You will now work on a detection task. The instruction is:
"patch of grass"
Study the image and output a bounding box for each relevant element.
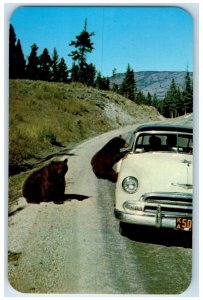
[9,172,27,203]
[9,80,112,165]
[38,128,56,143]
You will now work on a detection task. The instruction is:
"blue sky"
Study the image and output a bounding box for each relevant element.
[10,6,193,77]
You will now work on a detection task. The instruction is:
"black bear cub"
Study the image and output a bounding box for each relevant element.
[91,136,128,183]
[22,158,68,203]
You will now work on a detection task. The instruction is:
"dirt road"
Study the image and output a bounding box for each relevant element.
[8,121,193,295]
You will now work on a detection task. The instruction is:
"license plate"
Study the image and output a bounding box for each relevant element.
[176,217,192,231]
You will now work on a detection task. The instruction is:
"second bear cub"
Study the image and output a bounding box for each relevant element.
[22,158,68,203]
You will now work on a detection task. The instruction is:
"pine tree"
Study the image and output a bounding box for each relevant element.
[84,63,96,86]
[39,48,52,81]
[136,90,146,104]
[70,63,80,82]
[146,92,152,106]
[95,72,110,90]
[152,93,163,115]
[111,68,119,93]
[9,25,26,79]
[26,43,40,80]
[57,58,69,82]
[103,77,110,90]
[9,24,17,78]
[68,19,95,85]
[15,39,26,79]
[120,64,137,101]
[51,48,59,82]
[182,71,193,114]
[163,78,181,118]
[175,87,184,116]
[95,72,102,89]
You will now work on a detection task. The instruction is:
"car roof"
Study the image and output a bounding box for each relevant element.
[134,123,193,134]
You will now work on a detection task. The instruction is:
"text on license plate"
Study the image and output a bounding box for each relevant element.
[176,218,192,231]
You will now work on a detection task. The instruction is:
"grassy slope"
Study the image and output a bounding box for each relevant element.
[9,79,162,205]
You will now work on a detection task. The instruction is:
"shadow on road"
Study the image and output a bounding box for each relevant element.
[63,194,91,201]
[37,194,91,204]
[41,194,91,204]
[119,223,192,248]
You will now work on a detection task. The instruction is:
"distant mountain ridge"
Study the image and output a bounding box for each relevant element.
[110,71,193,99]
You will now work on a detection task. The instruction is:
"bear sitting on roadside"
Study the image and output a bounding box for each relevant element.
[91,136,128,183]
[22,158,68,203]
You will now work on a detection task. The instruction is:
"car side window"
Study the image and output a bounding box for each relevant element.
[177,135,193,153]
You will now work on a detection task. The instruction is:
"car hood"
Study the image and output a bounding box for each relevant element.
[119,152,193,193]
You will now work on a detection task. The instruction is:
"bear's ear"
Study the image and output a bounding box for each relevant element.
[64,158,68,163]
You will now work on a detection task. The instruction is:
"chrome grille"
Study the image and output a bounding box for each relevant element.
[142,192,192,217]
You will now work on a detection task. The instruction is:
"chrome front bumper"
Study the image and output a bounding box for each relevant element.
[114,208,177,228]
[114,192,192,229]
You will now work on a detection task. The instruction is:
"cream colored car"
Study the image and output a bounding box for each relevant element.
[114,124,193,233]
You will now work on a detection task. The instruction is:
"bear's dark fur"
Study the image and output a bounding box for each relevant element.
[22,158,68,203]
[91,136,128,183]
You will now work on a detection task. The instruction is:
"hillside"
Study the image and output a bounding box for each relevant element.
[9,79,162,172]
[110,71,193,99]
[9,79,164,204]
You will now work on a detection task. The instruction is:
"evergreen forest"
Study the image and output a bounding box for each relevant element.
[9,22,193,118]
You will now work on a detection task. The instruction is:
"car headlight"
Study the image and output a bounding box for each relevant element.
[122,176,138,194]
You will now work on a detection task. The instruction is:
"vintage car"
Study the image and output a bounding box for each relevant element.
[114,124,193,234]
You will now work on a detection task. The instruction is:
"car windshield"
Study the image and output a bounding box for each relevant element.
[133,132,193,154]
